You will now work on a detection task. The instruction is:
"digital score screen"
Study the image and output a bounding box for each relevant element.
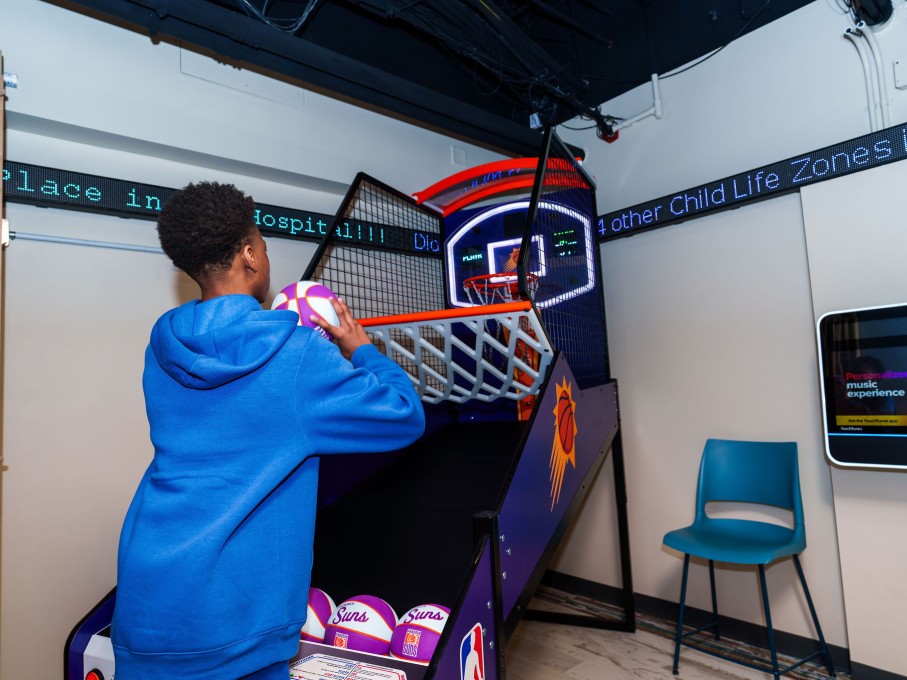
[459,246,486,276]
[818,302,907,469]
[552,226,580,257]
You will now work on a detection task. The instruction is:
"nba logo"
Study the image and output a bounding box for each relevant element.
[460,623,485,680]
[332,631,349,649]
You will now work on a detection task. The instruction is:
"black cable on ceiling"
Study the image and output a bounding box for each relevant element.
[661,0,775,80]
[342,0,610,129]
[230,0,322,33]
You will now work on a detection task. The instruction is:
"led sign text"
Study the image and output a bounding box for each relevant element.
[2,161,440,257]
[598,122,907,241]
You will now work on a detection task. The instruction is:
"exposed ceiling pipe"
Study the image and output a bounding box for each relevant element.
[9,231,164,254]
[855,20,891,128]
[844,28,881,131]
[600,0,663,142]
[608,73,663,137]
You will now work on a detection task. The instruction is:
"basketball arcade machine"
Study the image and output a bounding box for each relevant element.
[298,128,634,678]
[65,129,634,680]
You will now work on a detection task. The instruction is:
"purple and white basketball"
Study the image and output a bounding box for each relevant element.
[389,604,450,664]
[323,595,398,655]
[271,280,340,340]
[300,587,336,643]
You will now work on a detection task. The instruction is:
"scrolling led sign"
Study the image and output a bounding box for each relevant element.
[598,122,907,241]
[1,160,441,257]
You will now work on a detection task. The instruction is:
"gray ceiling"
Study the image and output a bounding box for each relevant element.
[50,0,873,155]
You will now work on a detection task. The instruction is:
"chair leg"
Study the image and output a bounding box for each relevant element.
[673,553,691,675]
[793,555,836,678]
[758,565,781,680]
[708,559,721,641]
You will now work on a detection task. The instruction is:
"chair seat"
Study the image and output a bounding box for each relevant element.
[663,518,805,564]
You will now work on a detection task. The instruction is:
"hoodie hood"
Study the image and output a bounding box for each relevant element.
[150,294,299,389]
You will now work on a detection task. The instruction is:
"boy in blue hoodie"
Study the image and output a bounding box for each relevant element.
[112,181,425,679]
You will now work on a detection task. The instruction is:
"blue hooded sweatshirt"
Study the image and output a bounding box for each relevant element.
[112,295,425,679]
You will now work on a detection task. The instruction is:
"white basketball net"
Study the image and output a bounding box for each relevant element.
[462,273,539,306]
[364,307,552,404]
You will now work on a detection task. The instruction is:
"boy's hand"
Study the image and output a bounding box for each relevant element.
[312,297,371,360]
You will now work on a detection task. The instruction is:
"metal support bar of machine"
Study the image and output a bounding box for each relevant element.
[523,418,636,632]
[474,511,507,680]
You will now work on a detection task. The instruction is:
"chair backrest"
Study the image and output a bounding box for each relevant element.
[694,439,804,531]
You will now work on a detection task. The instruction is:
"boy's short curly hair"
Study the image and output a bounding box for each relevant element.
[157,181,256,279]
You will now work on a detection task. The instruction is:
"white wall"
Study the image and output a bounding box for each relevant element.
[5,0,907,676]
[0,202,316,680]
[561,193,846,647]
[0,1,506,677]
[1,0,503,204]
[800,160,907,676]
[566,0,907,212]
[552,0,907,676]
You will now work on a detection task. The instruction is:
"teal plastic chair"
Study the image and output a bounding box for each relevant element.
[662,439,835,679]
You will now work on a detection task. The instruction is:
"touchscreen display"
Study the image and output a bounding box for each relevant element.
[818,303,907,468]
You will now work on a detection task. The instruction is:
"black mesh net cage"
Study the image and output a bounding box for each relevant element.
[302,129,609,395]
[303,173,445,318]
[516,129,610,389]
[302,174,449,390]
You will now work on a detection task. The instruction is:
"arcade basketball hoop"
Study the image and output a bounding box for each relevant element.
[463,273,538,306]
[360,303,552,405]
[462,274,543,418]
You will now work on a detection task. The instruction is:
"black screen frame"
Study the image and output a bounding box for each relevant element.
[818,302,907,469]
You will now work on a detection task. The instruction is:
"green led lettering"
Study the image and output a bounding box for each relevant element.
[17,169,35,193]
[125,187,161,211]
[40,179,60,196]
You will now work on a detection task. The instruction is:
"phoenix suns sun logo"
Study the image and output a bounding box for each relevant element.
[549,378,577,510]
